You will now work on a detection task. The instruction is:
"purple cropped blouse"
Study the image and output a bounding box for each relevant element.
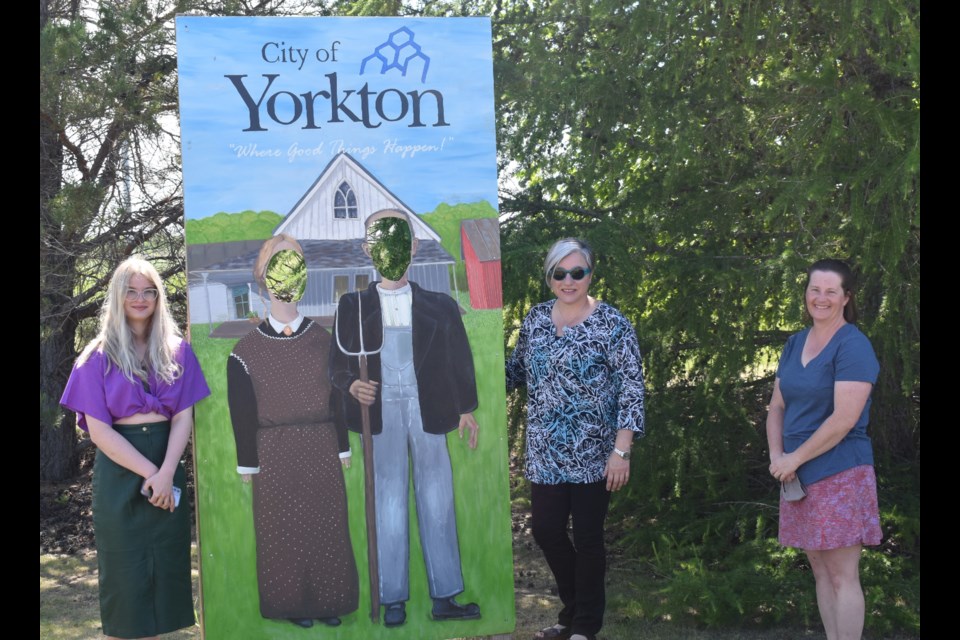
[60,340,210,431]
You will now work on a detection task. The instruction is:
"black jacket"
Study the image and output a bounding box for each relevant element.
[329,281,478,435]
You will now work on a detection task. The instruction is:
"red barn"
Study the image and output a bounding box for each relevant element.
[460,218,502,309]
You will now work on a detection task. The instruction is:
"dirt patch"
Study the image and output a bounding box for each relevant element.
[39,444,96,555]
[40,441,198,554]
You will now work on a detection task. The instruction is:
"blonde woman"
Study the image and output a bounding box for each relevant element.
[60,256,210,639]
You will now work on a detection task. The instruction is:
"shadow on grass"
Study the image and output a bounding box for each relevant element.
[40,548,201,640]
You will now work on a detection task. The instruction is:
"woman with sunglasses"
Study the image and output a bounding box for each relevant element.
[506,238,645,640]
[60,256,210,639]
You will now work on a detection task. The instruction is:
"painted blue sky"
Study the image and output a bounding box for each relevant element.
[176,16,498,219]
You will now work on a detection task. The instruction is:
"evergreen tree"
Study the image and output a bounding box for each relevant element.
[495,0,919,480]
[494,3,919,627]
[39,0,332,481]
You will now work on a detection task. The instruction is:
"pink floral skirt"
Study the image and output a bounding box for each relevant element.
[779,464,882,551]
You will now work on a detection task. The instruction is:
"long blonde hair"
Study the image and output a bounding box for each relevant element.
[78,256,183,384]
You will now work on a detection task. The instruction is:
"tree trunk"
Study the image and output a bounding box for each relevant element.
[39,3,78,479]
[39,259,81,482]
[39,242,79,481]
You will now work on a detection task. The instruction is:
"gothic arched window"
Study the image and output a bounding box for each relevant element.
[334,182,359,219]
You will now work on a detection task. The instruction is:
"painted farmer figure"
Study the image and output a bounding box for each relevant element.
[330,209,481,627]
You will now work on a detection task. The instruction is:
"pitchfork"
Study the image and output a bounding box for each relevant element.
[335,291,383,623]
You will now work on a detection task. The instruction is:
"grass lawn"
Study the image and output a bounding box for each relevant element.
[40,549,200,640]
[44,541,887,639]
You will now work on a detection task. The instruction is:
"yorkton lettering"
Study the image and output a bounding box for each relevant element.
[226,72,451,132]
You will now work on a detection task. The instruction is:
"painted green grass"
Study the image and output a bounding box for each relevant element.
[190,310,514,640]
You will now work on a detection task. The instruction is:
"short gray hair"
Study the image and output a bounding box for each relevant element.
[544,238,594,287]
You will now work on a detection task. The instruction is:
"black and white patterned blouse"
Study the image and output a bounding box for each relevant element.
[506,300,646,484]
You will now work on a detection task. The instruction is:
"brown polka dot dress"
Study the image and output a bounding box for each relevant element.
[227,320,359,620]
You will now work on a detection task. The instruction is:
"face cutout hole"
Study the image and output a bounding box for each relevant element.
[265,249,307,303]
[366,217,412,281]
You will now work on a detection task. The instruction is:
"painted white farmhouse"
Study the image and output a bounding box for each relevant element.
[188,152,457,325]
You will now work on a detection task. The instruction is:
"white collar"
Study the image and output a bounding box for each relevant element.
[376,283,412,327]
[268,312,305,334]
[377,283,412,297]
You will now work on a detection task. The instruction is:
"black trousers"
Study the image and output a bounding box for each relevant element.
[531,480,611,636]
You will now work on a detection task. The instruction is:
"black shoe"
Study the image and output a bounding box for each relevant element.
[288,618,313,628]
[319,617,341,627]
[431,597,481,620]
[384,602,407,627]
[534,624,572,640]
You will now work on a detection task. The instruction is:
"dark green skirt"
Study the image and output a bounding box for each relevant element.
[92,422,194,638]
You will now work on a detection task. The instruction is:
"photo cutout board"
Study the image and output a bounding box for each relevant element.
[176,16,513,640]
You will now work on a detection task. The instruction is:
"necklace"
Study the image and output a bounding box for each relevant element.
[552,299,595,335]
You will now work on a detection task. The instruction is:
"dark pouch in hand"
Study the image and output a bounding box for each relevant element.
[781,477,807,502]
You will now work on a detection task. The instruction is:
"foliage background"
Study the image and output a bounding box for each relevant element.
[185,210,284,244]
[493,0,920,632]
[40,0,919,634]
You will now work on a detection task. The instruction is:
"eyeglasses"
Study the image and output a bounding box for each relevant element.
[551,267,592,281]
[125,288,159,302]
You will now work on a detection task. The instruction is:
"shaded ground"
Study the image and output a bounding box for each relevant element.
[40,444,96,555]
[41,442,201,555]
[41,455,895,639]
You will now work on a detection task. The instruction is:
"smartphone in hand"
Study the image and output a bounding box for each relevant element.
[141,483,182,508]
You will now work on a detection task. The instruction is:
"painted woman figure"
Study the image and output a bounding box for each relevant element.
[227,235,359,628]
[60,256,210,639]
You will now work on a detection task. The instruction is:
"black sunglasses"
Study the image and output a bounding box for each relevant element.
[552,267,592,281]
